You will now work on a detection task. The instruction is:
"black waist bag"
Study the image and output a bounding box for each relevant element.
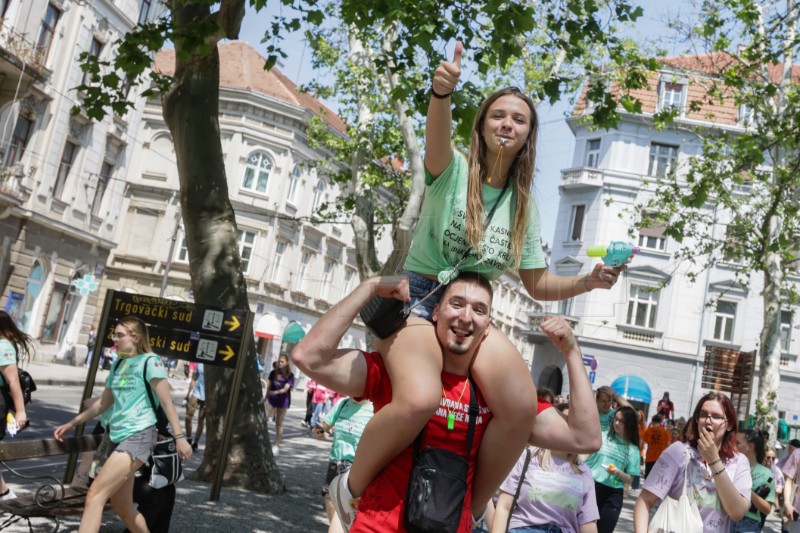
[404,378,478,533]
[359,295,407,339]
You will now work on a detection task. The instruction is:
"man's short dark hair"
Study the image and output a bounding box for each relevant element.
[651,414,663,424]
[441,272,493,305]
[790,438,800,448]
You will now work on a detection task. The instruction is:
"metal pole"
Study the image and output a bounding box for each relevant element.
[160,199,181,298]
[210,311,254,501]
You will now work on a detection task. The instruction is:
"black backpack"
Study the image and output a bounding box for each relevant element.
[1,368,37,407]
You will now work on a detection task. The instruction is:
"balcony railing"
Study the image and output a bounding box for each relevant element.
[560,167,603,190]
[0,20,49,76]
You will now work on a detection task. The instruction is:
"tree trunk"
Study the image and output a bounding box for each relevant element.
[348,30,383,280]
[161,0,282,493]
[756,235,783,446]
[381,23,422,273]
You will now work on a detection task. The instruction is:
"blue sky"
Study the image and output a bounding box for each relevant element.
[237,1,691,246]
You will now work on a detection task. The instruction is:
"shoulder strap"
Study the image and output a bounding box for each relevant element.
[464,376,479,458]
[142,356,170,434]
[508,448,532,529]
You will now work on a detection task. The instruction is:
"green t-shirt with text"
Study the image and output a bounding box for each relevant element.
[105,353,167,443]
[405,152,546,281]
[323,398,374,462]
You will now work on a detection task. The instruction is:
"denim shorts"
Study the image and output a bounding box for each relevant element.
[109,425,157,464]
[400,269,442,321]
[729,516,763,533]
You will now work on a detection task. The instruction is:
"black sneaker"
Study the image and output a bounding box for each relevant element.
[192,441,199,451]
[186,437,194,447]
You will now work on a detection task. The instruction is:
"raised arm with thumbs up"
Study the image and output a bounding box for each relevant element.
[425,41,463,177]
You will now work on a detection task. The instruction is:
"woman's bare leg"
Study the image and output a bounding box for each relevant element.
[345,318,442,496]
[109,471,149,533]
[79,451,144,533]
[274,408,287,446]
[469,328,537,515]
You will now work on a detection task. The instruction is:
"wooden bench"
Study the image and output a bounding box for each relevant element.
[0,435,102,532]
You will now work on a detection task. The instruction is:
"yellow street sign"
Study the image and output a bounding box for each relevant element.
[224,315,241,332]
[220,345,235,361]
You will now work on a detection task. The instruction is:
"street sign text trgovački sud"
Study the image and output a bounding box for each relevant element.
[99,290,249,369]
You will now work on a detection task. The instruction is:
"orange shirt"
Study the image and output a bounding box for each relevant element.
[643,424,672,463]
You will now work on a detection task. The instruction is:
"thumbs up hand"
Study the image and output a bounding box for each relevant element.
[432,41,463,98]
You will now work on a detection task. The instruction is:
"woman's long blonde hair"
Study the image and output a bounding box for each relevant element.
[466,87,539,267]
[533,446,584,475]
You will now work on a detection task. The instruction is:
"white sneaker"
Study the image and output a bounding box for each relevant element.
[329,470,358,531]
[0,488,16,500]
[272,445,279,456]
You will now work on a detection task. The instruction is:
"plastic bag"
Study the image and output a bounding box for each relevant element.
[648,445,704,533]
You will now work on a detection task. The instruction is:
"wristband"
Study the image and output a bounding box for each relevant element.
[707,459,721,467]
[174,433,186,439]
[430,86,452,99]
[712,468,726,477]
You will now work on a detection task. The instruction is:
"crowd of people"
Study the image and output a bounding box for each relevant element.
[5,39,800,533]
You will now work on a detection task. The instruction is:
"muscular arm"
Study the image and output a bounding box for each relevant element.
[529,317,601,453]
[292,277,409,398]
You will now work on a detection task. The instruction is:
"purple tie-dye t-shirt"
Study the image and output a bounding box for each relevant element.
[642,442,751,532]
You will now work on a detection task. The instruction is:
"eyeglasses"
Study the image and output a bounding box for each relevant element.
[613,418,625,424]
[111,332,129,340]
[696,411,726,423]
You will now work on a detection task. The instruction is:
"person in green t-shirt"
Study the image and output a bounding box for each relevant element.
[328,41,628,530]
[54,316,192,532]
[0,310,33,500]
[585,405,641,532]
[731,429,774,532]
[314,397,374,533]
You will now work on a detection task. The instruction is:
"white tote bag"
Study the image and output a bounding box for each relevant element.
[648,445,704,533]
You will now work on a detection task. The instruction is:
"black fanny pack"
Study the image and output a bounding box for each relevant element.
[404,378,478,533]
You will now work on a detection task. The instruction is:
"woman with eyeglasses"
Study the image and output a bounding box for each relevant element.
[583,405,640,533]
[728,429,774,532]
[324,41,626,531]
[634,392,752,532]
[54,316,192,533]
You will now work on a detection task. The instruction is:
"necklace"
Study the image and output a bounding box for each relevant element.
[443,374,470,430]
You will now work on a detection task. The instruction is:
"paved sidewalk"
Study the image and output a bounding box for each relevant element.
[3,360,791,531]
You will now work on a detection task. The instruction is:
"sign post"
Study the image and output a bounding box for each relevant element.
[71,289,253,499]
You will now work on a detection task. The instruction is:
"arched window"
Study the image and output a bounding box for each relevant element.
[20,261,44,333]
[312,180,326,212]
[241,151,273,194]
[287,165,301,203]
